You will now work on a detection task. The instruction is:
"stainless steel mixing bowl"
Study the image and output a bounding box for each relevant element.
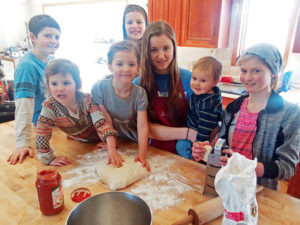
[66,191,152,225]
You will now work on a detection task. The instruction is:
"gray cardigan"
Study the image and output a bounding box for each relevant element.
[219,91,300,190]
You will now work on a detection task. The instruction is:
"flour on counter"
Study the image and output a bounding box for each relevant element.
[62,148,201,211]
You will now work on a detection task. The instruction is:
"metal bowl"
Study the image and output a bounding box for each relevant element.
[66,191,152,225]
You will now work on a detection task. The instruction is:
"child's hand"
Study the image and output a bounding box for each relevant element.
[135,155,150,171]
[192,141,210,161]
[49,156,71,166]
[219,149,233,166]
[107,150,124,168]
[7,147,34,165]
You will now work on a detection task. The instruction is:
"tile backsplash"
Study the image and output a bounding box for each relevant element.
[177,46,300,87]
[177,46,241,81]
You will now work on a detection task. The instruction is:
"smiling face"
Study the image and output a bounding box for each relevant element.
[149,34,174,74]
[48,72,77,107]
[125,11,146,40]
[190,67,218,95]
[239,57,273,94]
[109,50,139,85]
[31,27,60,57]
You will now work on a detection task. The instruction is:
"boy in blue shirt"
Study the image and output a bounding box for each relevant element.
[7,15,61,164]
[176,56,224,160]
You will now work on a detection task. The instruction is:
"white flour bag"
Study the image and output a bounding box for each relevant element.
[215,153,258,225]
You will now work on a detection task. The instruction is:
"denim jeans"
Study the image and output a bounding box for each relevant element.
[176,139,193,159]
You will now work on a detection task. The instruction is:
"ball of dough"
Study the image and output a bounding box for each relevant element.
[97,155,150,190]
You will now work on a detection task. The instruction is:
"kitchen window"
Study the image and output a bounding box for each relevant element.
[43,0,126,92]
[231,0,299,70]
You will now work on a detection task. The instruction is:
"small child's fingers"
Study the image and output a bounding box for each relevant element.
[144,161,150,172]
[11,154,20,165]
[203,141,210,146]
[18,153,26,163]
[192,147,205,153]
[220,156,228,166]
[7,154,13,163]
[29,149,34,157]
[222,149,233,156]
[114,156,123,168]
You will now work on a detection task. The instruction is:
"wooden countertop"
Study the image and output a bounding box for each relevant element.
[1,121,300,225]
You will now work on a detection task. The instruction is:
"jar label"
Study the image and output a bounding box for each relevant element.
[52,182,64,209]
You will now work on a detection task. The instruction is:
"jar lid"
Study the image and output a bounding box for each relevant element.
[71,188,91,202]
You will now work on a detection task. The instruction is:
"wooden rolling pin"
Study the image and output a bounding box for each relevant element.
[172,185,263,225]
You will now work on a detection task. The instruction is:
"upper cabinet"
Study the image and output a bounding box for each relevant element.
[148,0,232,48]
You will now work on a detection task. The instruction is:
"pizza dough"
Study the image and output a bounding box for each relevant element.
[96,155,150,190]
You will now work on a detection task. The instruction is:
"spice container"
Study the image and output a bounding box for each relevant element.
[36,169,64,215]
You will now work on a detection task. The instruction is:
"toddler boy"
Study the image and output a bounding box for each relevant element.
[176,56,223,159]
[7,15,61,164]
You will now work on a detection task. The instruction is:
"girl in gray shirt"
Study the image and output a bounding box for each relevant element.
[92,40,150,171]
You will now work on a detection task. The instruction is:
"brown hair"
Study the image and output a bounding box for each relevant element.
[193,56,222,82]
[122,4,149,40]
[107,40,140,65]
[45,59,81,89]
[237,54,278,90]
[140,20,181,124]
[29,14,60,38]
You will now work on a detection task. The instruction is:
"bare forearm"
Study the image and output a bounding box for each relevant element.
[137,111,149,157]
[138,125,149,157]
[149,123,188,141]
[106,135,117,152]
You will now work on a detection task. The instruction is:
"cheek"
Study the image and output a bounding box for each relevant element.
[240,75,245,82]
[150,53,156,62]
[256,74,268,85]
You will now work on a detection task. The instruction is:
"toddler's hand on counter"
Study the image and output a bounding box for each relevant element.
[192,141,209,162]
[7,146,34,165]
[49,156,71,166]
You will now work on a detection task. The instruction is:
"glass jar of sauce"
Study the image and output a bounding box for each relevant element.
[36,169,64,215]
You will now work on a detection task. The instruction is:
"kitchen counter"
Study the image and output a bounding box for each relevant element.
[1,121,300,225]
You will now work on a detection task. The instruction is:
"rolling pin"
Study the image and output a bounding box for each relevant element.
[171,197,223,225]
[172,185,263,225]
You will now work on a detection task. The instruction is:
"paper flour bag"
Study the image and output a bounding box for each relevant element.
[215,153,258,225]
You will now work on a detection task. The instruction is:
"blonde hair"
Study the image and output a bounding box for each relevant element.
[237,54,278,90]
[140,20,181,124]
[193,56,222,82]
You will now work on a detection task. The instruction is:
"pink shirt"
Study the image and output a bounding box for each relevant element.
[231,98,259,159]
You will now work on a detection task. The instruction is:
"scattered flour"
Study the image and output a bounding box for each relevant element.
[62,148,201,211]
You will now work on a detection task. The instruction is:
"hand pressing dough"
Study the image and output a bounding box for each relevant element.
[97,155,150,190]
[202,145,213,162]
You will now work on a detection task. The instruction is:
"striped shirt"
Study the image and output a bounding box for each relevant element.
[188,86,223,141]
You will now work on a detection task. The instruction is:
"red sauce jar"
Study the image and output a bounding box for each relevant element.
[36,169,64,215]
